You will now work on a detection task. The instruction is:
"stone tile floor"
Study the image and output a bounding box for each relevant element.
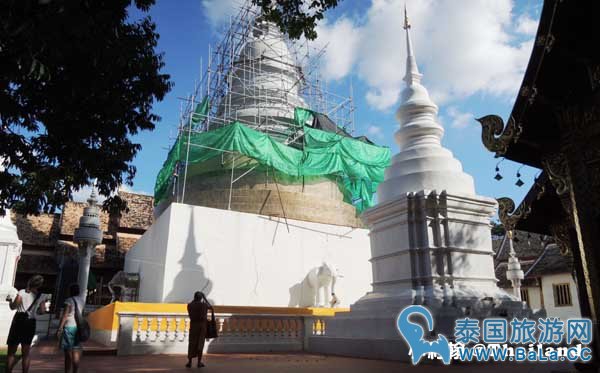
[15,353,580,373]
[5,340,579,373]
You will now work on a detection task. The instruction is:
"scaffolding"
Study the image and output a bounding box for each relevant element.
[160,1,383,216]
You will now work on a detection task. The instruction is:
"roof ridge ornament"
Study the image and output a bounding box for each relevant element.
[476,115,523,156]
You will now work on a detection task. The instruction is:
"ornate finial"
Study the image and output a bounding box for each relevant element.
[402,5,422,85]
[87,188,98,207]
[87,179,98,206]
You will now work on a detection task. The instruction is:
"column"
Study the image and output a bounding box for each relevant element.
[73,190,102,304]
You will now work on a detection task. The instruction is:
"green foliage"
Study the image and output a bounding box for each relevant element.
[252,0,341,40]
[491,221,506,236]
[0,0,172,215]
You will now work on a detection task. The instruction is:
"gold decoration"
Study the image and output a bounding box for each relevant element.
[497,197,531,231]
[542,154,570,196]
[476,115,523,156]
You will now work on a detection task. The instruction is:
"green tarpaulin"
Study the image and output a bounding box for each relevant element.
[154,121,391,213]
[294,107,314,127]
[191,96,209,124]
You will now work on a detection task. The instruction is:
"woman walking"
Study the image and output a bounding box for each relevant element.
[57,284,85,373]
[186,291,213,368]
[6,275,46,373]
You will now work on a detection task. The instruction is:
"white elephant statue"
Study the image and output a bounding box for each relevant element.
[108,271,139,302]
[306,262,341,307]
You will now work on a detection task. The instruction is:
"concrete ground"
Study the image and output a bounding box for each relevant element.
[23,354,581,373]
[8,341,578,373]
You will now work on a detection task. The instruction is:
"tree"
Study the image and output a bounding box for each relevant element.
[491,221,506,237]
[0,0,172,215]
[253,0,341,40]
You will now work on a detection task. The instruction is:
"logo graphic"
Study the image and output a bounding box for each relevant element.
[396,305,451,365]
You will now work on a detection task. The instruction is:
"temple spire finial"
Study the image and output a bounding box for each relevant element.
[403,5,422,85]
[403,4,411,30]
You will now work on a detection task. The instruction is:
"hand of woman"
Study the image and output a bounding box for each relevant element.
[57,328,63,338]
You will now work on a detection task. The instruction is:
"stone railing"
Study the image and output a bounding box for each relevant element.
[116,311,332,355]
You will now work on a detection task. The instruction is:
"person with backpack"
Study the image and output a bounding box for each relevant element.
[186,291,214,368]
[5,274,48,373]
[57,284,86,373]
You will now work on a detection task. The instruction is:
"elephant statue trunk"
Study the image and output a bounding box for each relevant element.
[305,262,341,307]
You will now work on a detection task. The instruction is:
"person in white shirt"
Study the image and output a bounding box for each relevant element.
[57,283,85,373]
[6,275,47,373]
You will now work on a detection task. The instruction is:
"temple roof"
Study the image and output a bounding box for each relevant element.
[493,230,573,288]
[478,0,600,167]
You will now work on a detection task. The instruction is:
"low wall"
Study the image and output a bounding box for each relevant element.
[88,301,346,351]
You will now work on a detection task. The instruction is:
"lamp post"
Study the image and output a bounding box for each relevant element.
[506,230,525,301]
[73,190,102,303]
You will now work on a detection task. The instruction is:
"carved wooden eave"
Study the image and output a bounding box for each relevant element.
[541,153,570,196]
[476,1,559,165]
[497,197,530,232]
[476,115,523,156]
[496,174,547,231]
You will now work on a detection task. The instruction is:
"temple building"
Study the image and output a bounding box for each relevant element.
[153,15,377,228]
[11,190,153,306]
[124,5,390,307]
[477,0,600,365]
[492,230,581,320]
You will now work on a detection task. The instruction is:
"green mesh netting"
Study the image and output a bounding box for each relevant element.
[154,121,391,213]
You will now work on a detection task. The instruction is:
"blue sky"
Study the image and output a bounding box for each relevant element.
[115,0,543,211]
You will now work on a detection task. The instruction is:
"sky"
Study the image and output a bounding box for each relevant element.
[96,0,544,212]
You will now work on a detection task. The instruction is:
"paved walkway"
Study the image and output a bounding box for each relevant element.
[20,353,579,373]
[11,343,576,373]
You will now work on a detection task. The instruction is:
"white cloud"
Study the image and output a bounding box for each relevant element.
[315,18,361,81]
[71,185,106,204]
[71,185,149,203]
[446,106,474,129]
[516,14,539,35]
[366,124,384,139]
[315,0,535,111]
[201,0,242,27]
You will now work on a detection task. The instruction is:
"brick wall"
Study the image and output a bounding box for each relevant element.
[118,191,154,231]
[12,213,60,247]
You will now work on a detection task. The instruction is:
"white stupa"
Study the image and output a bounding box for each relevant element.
[309,9,532,361]
[0,159,22,345]
[218,16,307,139]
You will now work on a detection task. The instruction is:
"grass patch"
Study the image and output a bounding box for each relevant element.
[0,348,22,372]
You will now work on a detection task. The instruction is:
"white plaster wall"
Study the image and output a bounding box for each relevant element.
[125,204,372,307]
[541,273,582,320]
[524,286,543,312]
[124,208,173,301]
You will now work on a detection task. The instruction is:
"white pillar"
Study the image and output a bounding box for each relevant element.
[0,210,22,345]
[506,230,525,301]
[76,245,94,300]
[73,190,102,304]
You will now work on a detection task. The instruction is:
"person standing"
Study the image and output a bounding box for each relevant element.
[186,291,212,368]
[57,284,85,373]
[6,275,47,373]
